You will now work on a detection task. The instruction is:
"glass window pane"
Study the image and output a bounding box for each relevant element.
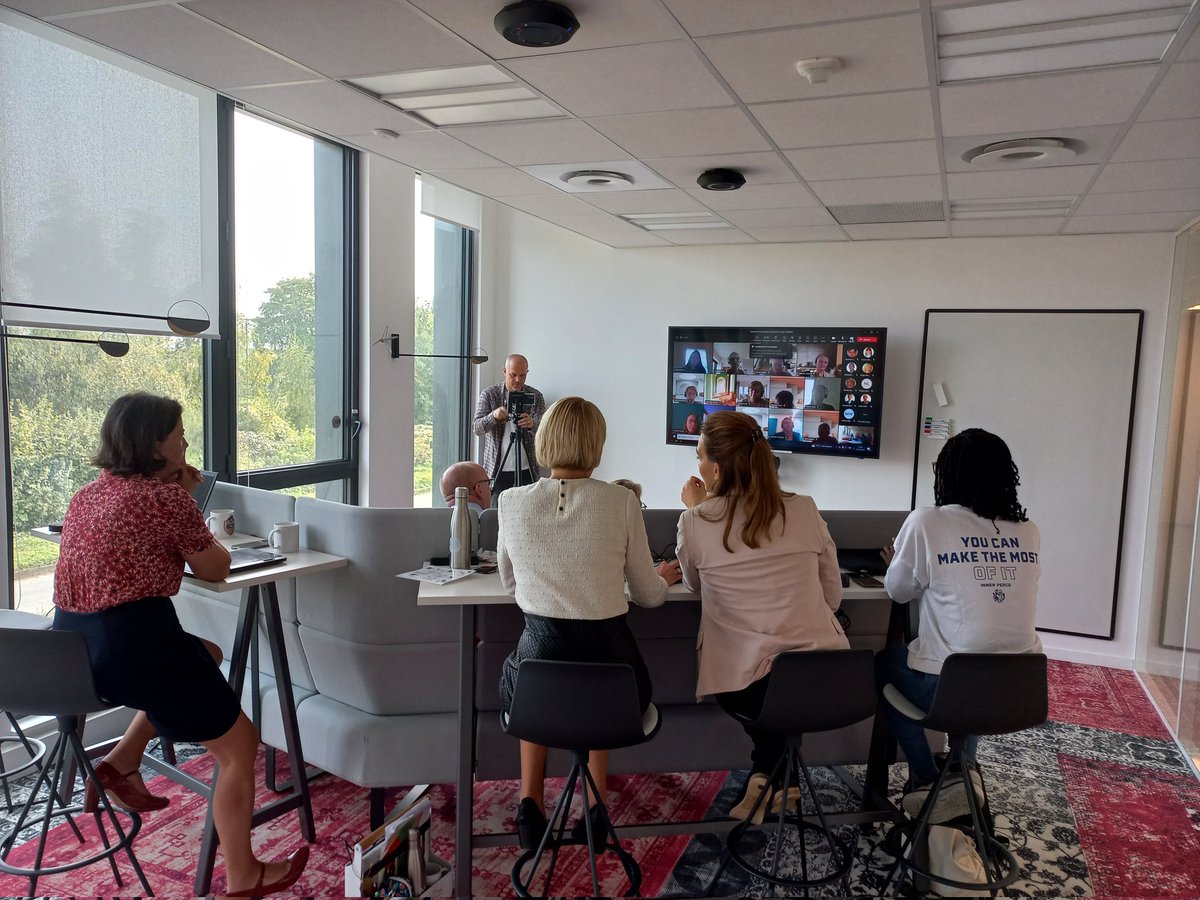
[234,111,346,472]
[414,199,471,507]
[7,332,203,615]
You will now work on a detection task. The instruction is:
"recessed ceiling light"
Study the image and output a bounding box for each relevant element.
[563,170,633,188]
[964,138,1080,166]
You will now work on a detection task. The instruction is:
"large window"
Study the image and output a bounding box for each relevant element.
[228,110,356,501]
[412,194,474,507]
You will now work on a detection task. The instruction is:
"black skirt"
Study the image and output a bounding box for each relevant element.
[499,612,652,714]
[53,596,241,743]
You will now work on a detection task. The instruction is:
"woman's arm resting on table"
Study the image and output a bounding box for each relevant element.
[186,541,231,582]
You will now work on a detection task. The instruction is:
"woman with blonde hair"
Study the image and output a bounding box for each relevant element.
[677,411,847,820]
[498,396,682,849]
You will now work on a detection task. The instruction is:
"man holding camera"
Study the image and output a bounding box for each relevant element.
[473,353,546,504]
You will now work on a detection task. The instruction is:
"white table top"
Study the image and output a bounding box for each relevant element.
[416,570,889,607]
[31,526,346,592]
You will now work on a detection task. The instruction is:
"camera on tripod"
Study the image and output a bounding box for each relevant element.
[507,391,535,426]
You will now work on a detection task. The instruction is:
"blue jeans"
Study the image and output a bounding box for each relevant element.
[874,645,978,786]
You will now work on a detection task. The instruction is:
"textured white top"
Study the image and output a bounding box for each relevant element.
[498,477,668,620]
[886,504,1042,675]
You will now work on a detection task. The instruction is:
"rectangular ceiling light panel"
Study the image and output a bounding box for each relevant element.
[348,64,561,126]
[951,196,1075,218]
[828,201,945,225]
[621,212,732,231]
[935,3,1189,82]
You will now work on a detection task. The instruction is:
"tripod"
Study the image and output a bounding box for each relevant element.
[493,423,535,498]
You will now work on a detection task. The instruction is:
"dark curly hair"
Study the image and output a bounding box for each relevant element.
[934,428,1027,524]
[92,392,182,477]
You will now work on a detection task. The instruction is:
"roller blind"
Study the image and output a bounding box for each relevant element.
[419,175,481,232]
[0,10,220,338]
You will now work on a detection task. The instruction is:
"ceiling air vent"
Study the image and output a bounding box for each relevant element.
[827,201,945,226]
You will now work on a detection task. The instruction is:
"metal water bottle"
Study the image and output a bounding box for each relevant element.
[450,486,471,569]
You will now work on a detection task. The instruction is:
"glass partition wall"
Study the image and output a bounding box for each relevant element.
[1139,220,1200,770]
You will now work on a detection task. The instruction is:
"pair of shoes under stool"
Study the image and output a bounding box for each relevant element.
[729,772,772,824]
[901,767,985,823]
[570,803,607,852]
[515,797,548,851]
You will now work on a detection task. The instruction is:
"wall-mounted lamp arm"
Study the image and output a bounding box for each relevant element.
[388,334,488,364]
[0,330,129,357]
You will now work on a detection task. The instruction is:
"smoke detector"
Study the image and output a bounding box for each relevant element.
[964,138,1079,167]
[795,57,842,84]
[563,170,633,188]
[494,1,579,47]
[696,168,746,191]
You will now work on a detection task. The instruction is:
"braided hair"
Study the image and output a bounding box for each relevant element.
[934,428,1027,524]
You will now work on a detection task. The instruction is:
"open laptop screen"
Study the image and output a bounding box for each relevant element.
[192,470,220,513]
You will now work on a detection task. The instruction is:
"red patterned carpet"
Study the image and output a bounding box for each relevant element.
[0,751,723,898]
[1048,658,1172,739]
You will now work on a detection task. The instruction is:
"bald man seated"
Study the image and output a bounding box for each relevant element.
[440,462,491,557]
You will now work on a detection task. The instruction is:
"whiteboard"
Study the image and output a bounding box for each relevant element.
[913,310,1143,639]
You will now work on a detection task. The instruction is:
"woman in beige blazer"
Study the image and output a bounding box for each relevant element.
[676,410,847,820]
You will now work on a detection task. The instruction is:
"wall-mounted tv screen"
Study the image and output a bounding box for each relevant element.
[668,326,887,459]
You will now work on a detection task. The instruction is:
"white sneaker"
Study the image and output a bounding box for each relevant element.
[902,768,985,823]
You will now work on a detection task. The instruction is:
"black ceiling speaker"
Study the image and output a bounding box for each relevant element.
[696,168,746,191]
[494,1,580,47]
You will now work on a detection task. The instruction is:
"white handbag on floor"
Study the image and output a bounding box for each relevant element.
[928,824,988,897]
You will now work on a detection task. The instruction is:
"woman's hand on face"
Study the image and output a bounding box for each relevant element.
[656,559,682,585]
[880,539,895,567]
[165,464,203,495]
[681,476,708,509]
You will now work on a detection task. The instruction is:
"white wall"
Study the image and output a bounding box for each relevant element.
[484,206,1176,668]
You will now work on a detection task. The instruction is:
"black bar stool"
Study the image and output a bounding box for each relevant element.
[502,660,661,898]
[880,652,1048,896]
[722,649,877,892]
[0,627,153,897]
[0,611,51,812]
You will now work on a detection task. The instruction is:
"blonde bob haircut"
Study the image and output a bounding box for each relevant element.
[535,396,607,470]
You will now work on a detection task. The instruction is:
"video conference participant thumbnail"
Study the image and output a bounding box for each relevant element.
[768,414,801,448]
[804,378,839,410]
[838,425,875,447]
[674,343,713,374]
[707,373,737,406]
[794,343,838,377]
[736,379,769,408]
[671,403,705,441]
[674,374,705,404]
[713,342,750,374]
[802,411,840,443]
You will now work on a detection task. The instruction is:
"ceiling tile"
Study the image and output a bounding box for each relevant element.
[499,193,599,217]
[549,213,661,236]
[587,107,772,158]
[424,166,562,197]
[939,66,1160,136]
[506,41,732,117]
[443,119,629,166]
[950,218,1064,237]
[1075,188,1200,216]
[7,0,132,13]
[1174,21,1200,61]
[580,189,710,215]
[1064,211,1197,233]
[234,81,428,137]
[740,225,849,242]
[1092,158,1200,193]
[596,231,672,247]
[1138,61,1200,122]
[785,140,940,180]
[684,182,821,210]
[943,125,1121,173]
[343,130,502,170]
[659,228,756,245]
[53,5,315,90]
[643,152,798,189]
[663,0,918,37]
[408,0,683,59]
[184,0,485,78]
[809,174,943,206]
[946,166,1097,200]
[1112,118,1200,162]
[751,90,935,148]
[696,14,929,103]
[843,222,947,239]
[721,207,838,228]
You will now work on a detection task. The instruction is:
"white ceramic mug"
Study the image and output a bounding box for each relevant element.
[206,509,236,538]
[268,521,300,553]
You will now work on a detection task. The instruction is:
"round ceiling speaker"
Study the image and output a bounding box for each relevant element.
[494,1,580,47]
[696,168,746,191]
[563,170,632,188]
[964,138,1079,167]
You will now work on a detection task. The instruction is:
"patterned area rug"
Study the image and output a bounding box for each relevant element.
[0,750,723,898]
[2,660,1196,897]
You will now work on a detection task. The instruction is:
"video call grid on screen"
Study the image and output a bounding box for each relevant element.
[668,326,886,459]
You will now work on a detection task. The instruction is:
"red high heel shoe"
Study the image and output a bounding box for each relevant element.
[82,761,170,813]
[226,847,310,897]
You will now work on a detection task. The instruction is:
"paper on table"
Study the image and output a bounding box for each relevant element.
[397,565,474,585]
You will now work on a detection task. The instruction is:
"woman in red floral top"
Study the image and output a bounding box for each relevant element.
[53,393,307,897]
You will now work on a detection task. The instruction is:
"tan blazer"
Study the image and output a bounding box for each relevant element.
[677,493,848,699]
